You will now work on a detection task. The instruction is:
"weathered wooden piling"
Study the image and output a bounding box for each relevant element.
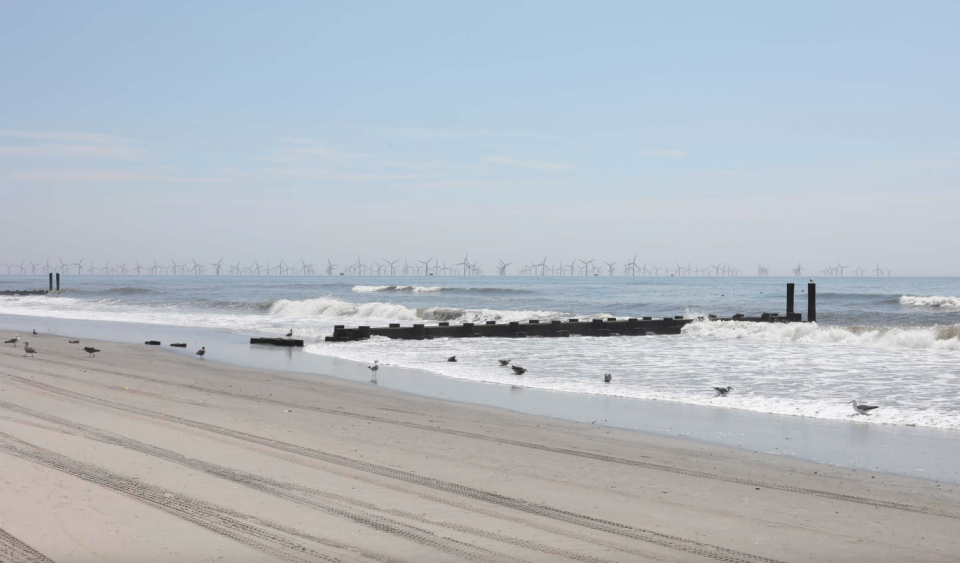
[808,282,817,323]
[56,273,60,291]
[49,273,53,291]
[787,283,795,315]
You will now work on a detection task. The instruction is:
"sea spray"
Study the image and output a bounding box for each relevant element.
[681,319,960,350]
[899,295,960,309]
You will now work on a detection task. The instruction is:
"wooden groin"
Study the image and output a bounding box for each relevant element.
[325,283,812,342]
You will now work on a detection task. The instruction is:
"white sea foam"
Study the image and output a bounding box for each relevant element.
[269,296,564,323]
[680,319,960,351]
[352,285,443,293]
[899,295,960,309]
[310,326,960,430]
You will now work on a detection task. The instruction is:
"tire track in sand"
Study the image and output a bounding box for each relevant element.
[0,526,55,563]
[0,401,564,563]
[3,359,948,521]
[0,371,786,563]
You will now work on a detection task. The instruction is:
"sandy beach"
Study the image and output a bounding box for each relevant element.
[1,333,958,562]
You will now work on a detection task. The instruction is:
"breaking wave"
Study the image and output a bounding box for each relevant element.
[351,285,533,294]
[899,295,960,309]
[269,296,562,323]
[682,320,960,351]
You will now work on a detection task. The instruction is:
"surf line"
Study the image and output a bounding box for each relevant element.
[323,283,815,342]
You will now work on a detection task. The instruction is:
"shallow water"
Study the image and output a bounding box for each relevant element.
[2,274,958,429]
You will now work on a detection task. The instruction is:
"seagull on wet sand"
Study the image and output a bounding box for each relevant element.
[196,346,206,359]
[511,365,527,375]
[714,386,733,397]
[447,356,457,362]
[604,373,612,383]
[83,346,100,357]
[850,400,879,415]
[498,359,510,366]
[5,335,19,346]
[32,329,37,335]
[23,342,36,357]
[368,360,379,378]
[286,329,293,337]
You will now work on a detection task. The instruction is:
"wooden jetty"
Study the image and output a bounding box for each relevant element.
[325,283,814,342]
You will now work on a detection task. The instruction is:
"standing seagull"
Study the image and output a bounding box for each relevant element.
[850,400,879,415]
[498,359,511,366]
[368,360,379,379]
[83,346,101,357]
[286,329,293,337]
[23,342,36,357]
[196,346,206,359]
[714,386,733,397]
[511,365,527,375]
[4,335,19,346]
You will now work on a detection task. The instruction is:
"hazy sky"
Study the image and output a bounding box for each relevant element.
[2,1,958,275]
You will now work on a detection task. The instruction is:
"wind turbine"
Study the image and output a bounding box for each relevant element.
[211,258,224,275]
[836,262,848,277]
[325,259,338,276]
[874,262,883,276]
[604,261,618,276]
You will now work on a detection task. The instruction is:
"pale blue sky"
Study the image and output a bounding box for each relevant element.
[2,1,958,274]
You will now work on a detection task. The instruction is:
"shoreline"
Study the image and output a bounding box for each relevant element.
[1,330,959,561]
[2,312,959,484]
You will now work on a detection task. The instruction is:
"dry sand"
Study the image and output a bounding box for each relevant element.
[0,333,958,562]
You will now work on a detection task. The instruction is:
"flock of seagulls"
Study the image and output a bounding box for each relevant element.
[3,332,207,361]
[362,355,881,415]
[1,330,883,417]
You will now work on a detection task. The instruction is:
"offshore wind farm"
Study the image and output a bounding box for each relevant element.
[0,255,903,277]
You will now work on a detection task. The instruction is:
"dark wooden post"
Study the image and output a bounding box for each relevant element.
[56,273,60,291]
[807,283,816,323]
[48,273,53,291]
[786,283,795,315]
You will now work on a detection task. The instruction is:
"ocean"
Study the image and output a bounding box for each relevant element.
[2,274,959,430]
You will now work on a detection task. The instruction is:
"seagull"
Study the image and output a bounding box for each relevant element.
[196,346,206,359]
[69,340,80,344]
[511,365,527,375]
[23,342,36,357]
[850,400,879,415]
[447,356,457,362]
[714,386,733,397]
[603,373,612,383]
[368,360,379,377]
[498,359,510,366]
[286,329,293,337]
[83,346,100,357]
[4,335,19,346]
[809,277,814,283]
[32,329,37,335]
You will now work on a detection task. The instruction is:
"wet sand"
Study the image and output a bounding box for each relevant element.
[1,333,959,562]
